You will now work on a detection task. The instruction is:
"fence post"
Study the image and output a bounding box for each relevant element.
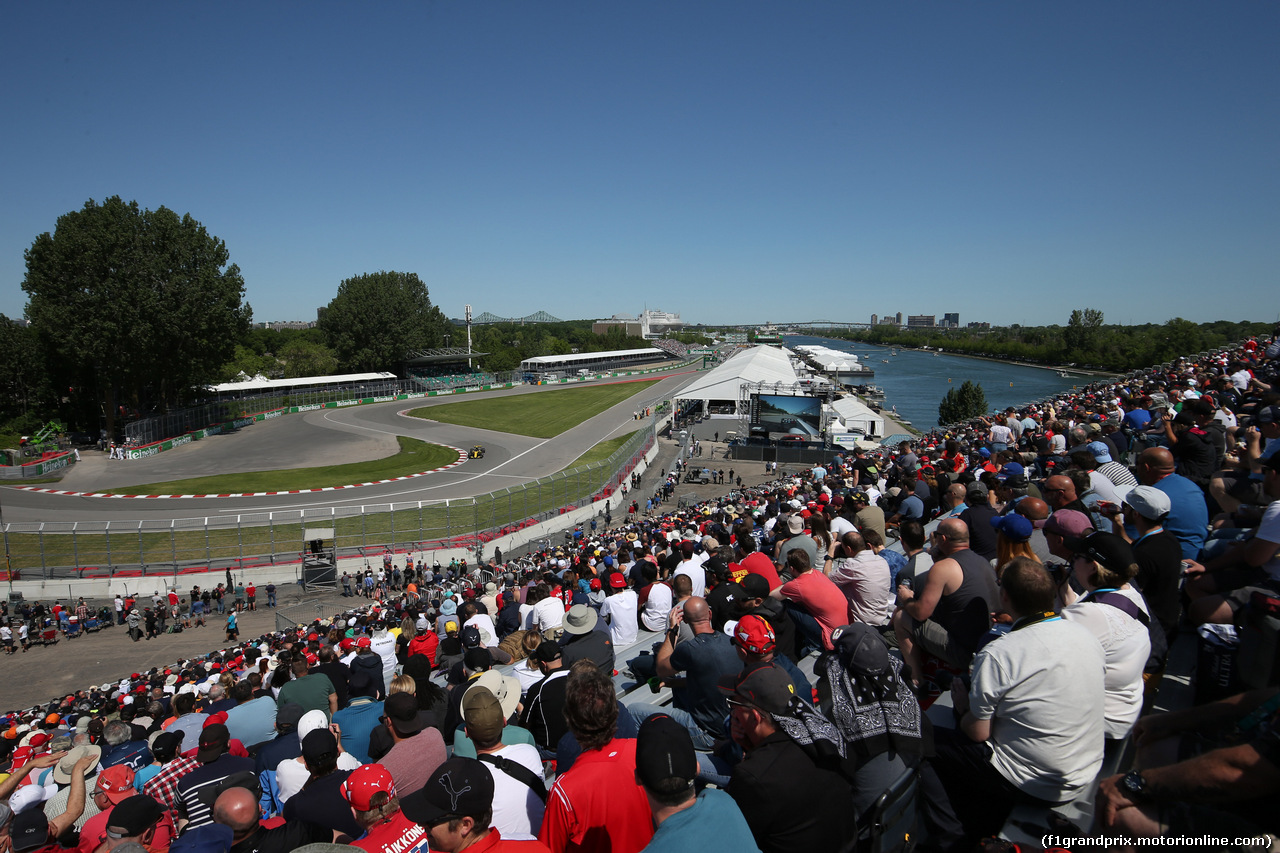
[269,514,275,565]
[204,519,211,569]
[105,521,112,570]
[170,521,177,568]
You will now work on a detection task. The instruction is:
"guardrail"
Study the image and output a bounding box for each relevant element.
[1,423,656,579]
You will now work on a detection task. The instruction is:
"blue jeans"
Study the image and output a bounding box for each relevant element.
[627,703,719,751]
[782,601,825,658]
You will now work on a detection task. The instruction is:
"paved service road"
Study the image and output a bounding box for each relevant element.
[1,370,698,524]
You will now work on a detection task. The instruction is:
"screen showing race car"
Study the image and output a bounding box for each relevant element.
[752,394,822,439]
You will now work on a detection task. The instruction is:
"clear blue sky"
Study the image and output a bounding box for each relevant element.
[2,2,1276,328]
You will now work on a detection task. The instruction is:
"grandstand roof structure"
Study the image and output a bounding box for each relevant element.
[471,310,564,324]
[404,347,489,366]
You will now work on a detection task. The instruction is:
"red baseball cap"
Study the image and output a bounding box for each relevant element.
[356,637,372,648]
[342,763,396,810]
[339,638,355,651]
[608,573,627,589]
[732,615,776,655]
[95,765,136,804]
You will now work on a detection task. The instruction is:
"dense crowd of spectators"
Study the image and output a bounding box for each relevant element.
[3,329,1279,852]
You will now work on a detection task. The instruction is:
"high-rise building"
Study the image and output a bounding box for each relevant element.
[895,312,903,325]
[907,315,935,328]
[870,314,878,326]
[943,312,959,328]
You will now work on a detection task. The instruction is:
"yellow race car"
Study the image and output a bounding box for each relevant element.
[468,445,486,459]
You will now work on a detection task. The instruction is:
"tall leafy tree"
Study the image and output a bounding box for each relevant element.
[1063,307,1105,354]
[0,315,53,430]
[318,271,448,372]
[938,380,989,426]
[22,197,251,435]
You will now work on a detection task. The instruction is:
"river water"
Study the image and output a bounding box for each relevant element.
[785,334,1101,431]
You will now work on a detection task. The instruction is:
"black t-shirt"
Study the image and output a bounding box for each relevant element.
[282,769,363,837]
[230,819,333,853]
[1132,529,1184,635]
[959,504,999,561]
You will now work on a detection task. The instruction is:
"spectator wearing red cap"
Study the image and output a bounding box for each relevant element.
[597,572,638,647]
[340,763,428,853]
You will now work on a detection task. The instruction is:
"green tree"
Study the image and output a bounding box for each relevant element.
[938,380,989,425]
[318,271,447,372]
[279,338,339,378]
[0,315,53,427]
[1063,308,1104,354]
[22,197,251,435]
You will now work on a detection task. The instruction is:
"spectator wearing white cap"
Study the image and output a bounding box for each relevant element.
[1099,485,1182,637]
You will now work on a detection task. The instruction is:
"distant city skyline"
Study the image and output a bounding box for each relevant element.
[2,4,1275,329]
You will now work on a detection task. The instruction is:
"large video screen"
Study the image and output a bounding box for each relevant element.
[753,394,822,439]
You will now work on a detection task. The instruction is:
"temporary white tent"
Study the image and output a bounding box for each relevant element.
[673,346,802,415]
[829,395,886,437]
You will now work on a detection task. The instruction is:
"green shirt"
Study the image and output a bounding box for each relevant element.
[276,673,335,719]
[451,723,537,758]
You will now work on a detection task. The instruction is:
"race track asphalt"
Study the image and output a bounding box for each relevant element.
[1,371,698,525]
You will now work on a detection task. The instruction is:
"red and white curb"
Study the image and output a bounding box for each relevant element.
[12,447,469,499]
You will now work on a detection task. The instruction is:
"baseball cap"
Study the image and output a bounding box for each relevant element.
[966,481,989,499]
[11,809,51,852]
[997,462,1025,480]
[1256,405,1280,425]
[1042,509,1094,539]
[7,785,52,815]
[463,647,492,673]
[718,663,798,716]
[732,614,776,655]
[739,573,771,600]
[461,687,505,745]
[608,572,627,589]
[1084,441,1113,464]
[196,723,230,763]
[535,639,562,663]
[786,515,805,535]
[301,728,339,766]
[342,763,397,811]
[461,625,483,648]
[275,703,305,731]
[1123,485,1171,521]
[991,513,1033,544]
[401,758,494,825]
[105,794,163,839]
[384,693,423,735]
[95,764,137,805]
[635,714,697,793]
[356,636,372,649]
[1067,531,1138,578]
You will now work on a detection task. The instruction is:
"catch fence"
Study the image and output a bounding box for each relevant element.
[2,423,655,580]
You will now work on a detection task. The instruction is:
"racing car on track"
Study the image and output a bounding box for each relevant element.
[468,445,486,459]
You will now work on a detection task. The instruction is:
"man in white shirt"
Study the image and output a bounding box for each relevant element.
[673,541,707,599]
[639,563,673,633]
[919,558,1106,848]
[599,573,639,647]
[464,688,545,839]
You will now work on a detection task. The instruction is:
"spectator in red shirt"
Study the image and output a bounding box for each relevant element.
[770,550,849,654]
[538,665,652,853]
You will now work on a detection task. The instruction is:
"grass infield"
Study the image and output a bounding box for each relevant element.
[100,437,458,495]
[408,380,658,438]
